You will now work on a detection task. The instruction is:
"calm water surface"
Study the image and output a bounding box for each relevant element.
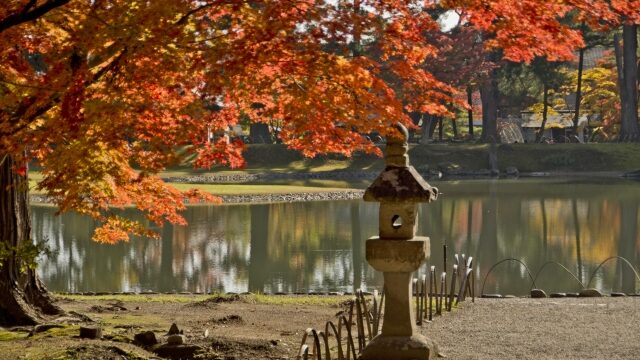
[33,178,640,295]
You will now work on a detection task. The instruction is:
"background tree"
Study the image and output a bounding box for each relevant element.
[1,0,603,326]
[531,57,570,142]
[567,0,640,141]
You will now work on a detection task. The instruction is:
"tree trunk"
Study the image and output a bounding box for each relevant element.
[467,87,474,139]
[573,47,584,141]
[437,116,443,141]
[0,154,61,326]
[249,123,273,144]
[480,71,499,143]
[451,116,458,139]
[536,84,549,143]
[420,115,438,144]
[615,26,640,142]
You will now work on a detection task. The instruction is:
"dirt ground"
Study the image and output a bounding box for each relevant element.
[0,294,349,360]
[426,297,640,360]
[0,294,638,359]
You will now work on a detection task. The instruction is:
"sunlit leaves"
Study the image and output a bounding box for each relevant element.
[2,0,635,242]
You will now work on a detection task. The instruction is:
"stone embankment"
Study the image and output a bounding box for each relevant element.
[29,190,365,205]
[216,190,364,204]
[161,170,378,184]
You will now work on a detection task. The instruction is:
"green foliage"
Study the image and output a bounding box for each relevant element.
[0,240,51,272]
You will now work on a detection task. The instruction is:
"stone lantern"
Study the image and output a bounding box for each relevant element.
[361,123,438,360]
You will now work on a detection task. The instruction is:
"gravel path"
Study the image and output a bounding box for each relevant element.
[424,297,640,360]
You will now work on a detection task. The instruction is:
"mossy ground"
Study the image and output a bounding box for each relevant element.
[0,293,355,359]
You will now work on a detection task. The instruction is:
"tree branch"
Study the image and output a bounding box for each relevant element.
[0,0,70,34]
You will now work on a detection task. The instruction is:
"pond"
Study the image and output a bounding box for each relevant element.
[33,178,640,296]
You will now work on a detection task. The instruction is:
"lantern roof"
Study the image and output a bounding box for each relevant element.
[363,123,438,203]
[364,166,437,203]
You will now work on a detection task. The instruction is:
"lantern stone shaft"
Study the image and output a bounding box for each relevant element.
[361,123,438,360]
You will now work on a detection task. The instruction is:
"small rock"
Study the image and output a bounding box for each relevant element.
[153,344,203,358]
[167,334,185,345]
[167,323,181,335]
[79,326,102,339]
[134,331,158,346]
[31,324,64,335]
[28,324,64,336]
[481,294,503,298]
[270,339,279,346]
[550,293,567,298]
[611,292,626,297]
[473,169,492,176]
[579,288,603,297]
[530,289,547,298]
[204,329,209,338]
[505,166,519,176]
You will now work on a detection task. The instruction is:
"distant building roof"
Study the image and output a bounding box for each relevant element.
[520,111,588,128]
[576,46,609,69]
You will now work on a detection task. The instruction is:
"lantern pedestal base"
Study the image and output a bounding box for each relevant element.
[360,334,438,360]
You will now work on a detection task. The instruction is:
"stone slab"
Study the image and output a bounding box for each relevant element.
[366,236,430,272]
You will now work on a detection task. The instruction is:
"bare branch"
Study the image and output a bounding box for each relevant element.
[0,0,70,34]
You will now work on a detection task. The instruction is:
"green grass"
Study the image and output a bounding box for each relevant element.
[28,177,363,196]
[54,293,210,303]
[250,293,352,306]
[0,330,27,341]
[55,293,353,307]
[27,143,640,198]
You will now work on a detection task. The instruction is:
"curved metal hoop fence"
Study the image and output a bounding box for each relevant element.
[481,256,640,295]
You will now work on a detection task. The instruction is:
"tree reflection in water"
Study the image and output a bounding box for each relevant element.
[33,179,639,295]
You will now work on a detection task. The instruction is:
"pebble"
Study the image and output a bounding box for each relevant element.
[481,294,503,298]
[530,289,547,298]
[579,288,603,297]
[167,334,185,345]
[167,323,181,335]
[134,331,158,346]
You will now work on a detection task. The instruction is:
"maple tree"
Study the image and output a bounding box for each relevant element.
[1,0,630,326]
[564,0,640,141]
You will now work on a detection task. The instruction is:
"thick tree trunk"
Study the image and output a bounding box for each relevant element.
[615,26,640,142]
[0,154,61,326]
[573,47,584,140]
[480,71,499,143]
[437,116,443,141]
[536,84,549,143]
[467,87,474,139]
[249,123,273,144]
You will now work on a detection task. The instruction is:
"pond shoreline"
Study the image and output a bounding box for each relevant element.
[29,170,636,205]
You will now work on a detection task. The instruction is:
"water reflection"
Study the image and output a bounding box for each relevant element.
[33,179,640,295]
